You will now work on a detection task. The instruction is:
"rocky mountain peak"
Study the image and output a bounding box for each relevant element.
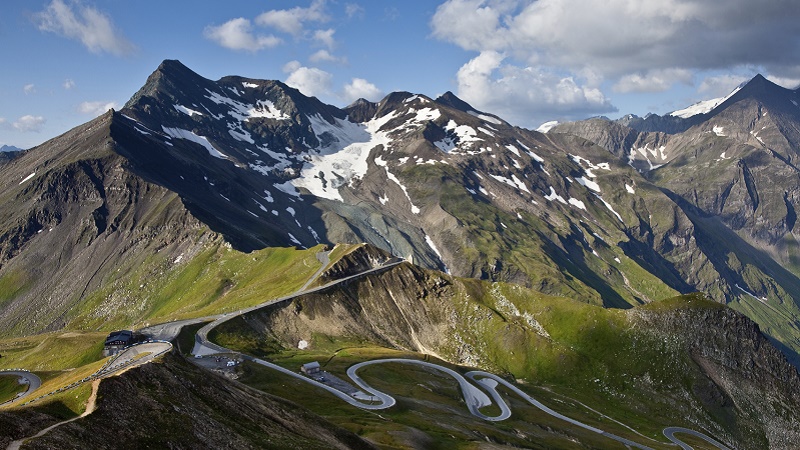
[714,73,794,112]
[434,91,474,112]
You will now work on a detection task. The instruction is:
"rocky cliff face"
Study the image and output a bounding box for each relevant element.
[632,298,800,448]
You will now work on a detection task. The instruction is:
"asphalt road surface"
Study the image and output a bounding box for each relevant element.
[663,427,732,450]
[0,370,42,407]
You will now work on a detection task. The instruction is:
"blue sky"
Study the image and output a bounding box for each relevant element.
[3,0,800,149]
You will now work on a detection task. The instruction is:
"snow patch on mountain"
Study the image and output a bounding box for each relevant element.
[570,154,610,177]
[593,194,623,222]
[575,176,600,192]
[446,121,482,146]
[713,126,726,136]
[293,112,395,201]
[387,169,420,213]
[628,144,666,171]
[544,187,567,204]
[228,127,255,144]
[467,110,502,125]
[478,127,495,137]
[274,181,302,199]
[205,88,289,122]
[413,107,441,122]
[568,198,586,210]
[162,126,230,159]
[19,172,35,185]
[490,173,530,193]
[536,121,559,133]
[425,235,450,274]
[174,104,203,117]
[505,144,521,157]
[670,98,724,118]
[670,82,744,118]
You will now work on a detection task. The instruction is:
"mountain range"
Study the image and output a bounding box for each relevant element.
[3,60,800,448]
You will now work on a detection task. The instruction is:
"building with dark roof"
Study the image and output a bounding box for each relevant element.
[103,330,135,356]
[301,361,321,375]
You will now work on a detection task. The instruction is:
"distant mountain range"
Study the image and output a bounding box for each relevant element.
[0,145,23,153]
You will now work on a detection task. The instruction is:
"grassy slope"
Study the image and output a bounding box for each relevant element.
[0,241,355,419]
[67,243,327,331]
[0,375,26,403]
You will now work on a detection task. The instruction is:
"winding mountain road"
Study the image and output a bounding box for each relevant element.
[186,252,731,449]
[0,371,41,407]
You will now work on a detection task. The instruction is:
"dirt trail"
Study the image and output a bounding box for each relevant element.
[6,380,100,450]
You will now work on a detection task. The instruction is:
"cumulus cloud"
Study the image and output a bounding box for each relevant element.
[283,62,333,98]
[63,79,76,90]
[343,78,383,103]
[35,0,134,56]
[309,49,345,64]
[13,115,46,132]
[23,84,36,95]
[312,28,336,49]
[345,3,365,19]
[78,101,117,116]
[204,18,282,52]
[255,0,328,36]
[432,0,800,90]
[455,51,615,126]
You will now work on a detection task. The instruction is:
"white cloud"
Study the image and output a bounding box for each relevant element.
[343,78,383,103]
[284,63,333,98]
[78,101,117,116]
[35,0,134,56]
[698,74,751,97]
[345,3,365,19]
[23,84,36,95]
[432,0,800,88]
[204,18,282,52]
[309,49,344,64]
[613,69,693,93]
[63,79,76,90]
[255,0,328,36]
[312,28,336,49]
[283,60,303,73]
[430,0,510,53]
[13,115,46,133]
[767,75,800,90]
[455,51,615,126]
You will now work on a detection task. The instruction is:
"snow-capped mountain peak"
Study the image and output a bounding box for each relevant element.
[669,79,748,118]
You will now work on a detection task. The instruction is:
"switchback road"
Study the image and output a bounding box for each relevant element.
[0,371,41,407]
[181,251,729,450]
